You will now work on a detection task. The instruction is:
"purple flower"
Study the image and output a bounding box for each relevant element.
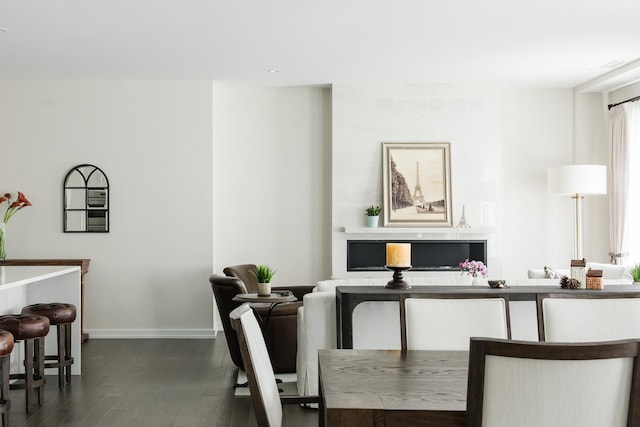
[459,259,488,277]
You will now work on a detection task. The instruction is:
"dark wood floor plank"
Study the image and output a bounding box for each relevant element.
[7,337,317,426]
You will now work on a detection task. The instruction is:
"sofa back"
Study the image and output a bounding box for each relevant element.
[528,262,633,282]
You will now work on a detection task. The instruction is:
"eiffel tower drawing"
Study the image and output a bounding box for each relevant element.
[413,161,425,205]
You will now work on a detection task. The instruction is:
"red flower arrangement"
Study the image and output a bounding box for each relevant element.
[0,191,32,259]
[1,192,32,223]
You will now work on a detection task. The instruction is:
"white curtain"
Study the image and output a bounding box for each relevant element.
[609,101,640,264]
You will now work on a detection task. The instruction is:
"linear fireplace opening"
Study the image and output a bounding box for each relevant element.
[347,240,487,272]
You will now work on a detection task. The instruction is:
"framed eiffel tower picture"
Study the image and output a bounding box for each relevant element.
[382,142,452,227]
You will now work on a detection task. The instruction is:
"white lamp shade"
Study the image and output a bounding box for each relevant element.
[547,165,607,195]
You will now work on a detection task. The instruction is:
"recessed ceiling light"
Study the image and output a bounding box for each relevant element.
[268,69,281,73]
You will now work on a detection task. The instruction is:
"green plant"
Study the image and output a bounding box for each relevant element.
[252,264,276,283]
[632,264,640,282]
[365,205,381,216]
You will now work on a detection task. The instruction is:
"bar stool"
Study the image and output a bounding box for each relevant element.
[0,330,14,427]
[0,315,49,413]
[21,303,76,390]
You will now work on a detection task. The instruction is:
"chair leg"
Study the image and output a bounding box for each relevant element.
[36,337,45,406]
[57,324,65,390]
[64,323,72,384]
[1,355,9,427]
[24,339,33,413]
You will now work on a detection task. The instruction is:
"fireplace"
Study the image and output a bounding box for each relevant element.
[347,240,487,272]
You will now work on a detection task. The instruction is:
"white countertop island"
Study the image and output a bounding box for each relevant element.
[0,265,82,375]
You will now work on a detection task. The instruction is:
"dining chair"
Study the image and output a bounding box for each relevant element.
[401,293,510,350]
[466,337,640,427]
[537,292,640,342]
[229,303,320,427]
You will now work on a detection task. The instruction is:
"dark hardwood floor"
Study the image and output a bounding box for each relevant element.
[9,337,317,426]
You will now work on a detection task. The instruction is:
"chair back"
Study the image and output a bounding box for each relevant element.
[209,274,248,368]
[230,303,282,427]
[537,293,640,342]
[223,264,259,293]
[466,338,640,427]
[401,294,510,350]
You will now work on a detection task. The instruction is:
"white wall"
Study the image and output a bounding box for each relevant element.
[0,79,618,336]
[501,89,575,273]
[212,84,332,286]
[572,92,610,262]
[332,84,578,278]
[0,81,214,337]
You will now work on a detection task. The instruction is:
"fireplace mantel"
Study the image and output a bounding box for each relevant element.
[342,226,494,239]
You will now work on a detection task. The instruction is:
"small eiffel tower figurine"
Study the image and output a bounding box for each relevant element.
[456,204,470,228]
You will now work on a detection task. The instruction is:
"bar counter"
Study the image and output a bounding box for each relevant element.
[0,265,82,375]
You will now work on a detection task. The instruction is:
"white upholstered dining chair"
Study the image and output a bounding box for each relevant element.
[402,294,510,350]
[466,337,640,427]
[537,293,640,342]
[229,304,319,427]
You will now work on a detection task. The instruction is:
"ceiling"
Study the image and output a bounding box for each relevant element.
[1,0,640,88]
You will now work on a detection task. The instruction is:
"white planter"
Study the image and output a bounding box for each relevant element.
[258,282,271,296]
[366,215,379,228]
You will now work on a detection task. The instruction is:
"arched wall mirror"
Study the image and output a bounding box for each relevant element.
[63,164,109,232]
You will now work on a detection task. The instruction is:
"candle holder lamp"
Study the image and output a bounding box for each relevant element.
[385,265,411,289]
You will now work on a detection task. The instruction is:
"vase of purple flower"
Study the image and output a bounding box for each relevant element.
[459,259,488,277]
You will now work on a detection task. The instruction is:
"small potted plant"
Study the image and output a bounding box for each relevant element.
[252,264,277,296]
[632,264,640,285]
[365,205,381,228]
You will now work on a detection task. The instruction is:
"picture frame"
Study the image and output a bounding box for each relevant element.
[382,142,452,227]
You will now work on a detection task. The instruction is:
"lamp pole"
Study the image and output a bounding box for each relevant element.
[573,193,583,260]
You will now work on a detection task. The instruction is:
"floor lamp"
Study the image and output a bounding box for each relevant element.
[548,165,607,260]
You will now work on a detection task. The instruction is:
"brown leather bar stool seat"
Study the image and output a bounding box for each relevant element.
[22,303,76,390]
[0,330,14,427]
[0,315,49,414]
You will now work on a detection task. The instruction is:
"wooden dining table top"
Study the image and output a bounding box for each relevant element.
[318,349,468,427]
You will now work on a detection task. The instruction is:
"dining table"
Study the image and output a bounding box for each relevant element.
[318,349,468,427]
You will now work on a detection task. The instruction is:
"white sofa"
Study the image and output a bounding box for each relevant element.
[527,262,635,282]
[296,269,634,397]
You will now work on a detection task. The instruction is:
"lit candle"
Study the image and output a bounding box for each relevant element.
[386,243,411,267]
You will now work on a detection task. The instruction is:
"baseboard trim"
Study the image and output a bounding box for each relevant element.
[85,329,218,339]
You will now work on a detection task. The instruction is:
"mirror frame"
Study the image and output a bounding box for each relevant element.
[63,164,110,233]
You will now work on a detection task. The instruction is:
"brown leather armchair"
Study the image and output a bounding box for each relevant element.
[222,264,315,301]
[209,274,303,373]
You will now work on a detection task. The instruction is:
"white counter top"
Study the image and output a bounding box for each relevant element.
[0,265,80,289]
